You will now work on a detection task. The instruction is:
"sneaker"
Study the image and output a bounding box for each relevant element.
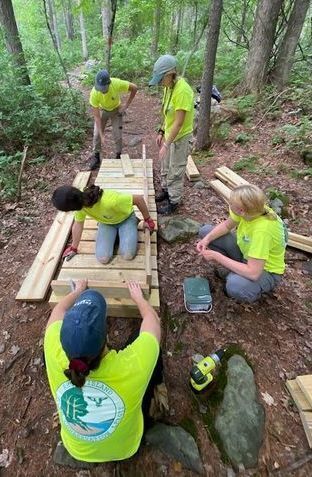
[88,152,100,170]
[157,201,179,215]
[155,189,169,202]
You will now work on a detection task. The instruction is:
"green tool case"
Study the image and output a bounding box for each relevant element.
[183,277,213,313]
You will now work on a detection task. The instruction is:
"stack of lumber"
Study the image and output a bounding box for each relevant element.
[49,153,160,317]
[185,155,200,181]
[210,166,312,254]
[286,375,312,447]
[16,171,91,301]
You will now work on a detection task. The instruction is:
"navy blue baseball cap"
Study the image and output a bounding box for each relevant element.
[60,290,107,359]
[95,69,111,93]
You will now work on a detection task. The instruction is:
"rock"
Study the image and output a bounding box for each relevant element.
[128,136,142,147]
[302,260,312,276]
[0,343,5,354]
[215,355,265,469]
[269,198,284,216]
[145,423,204,474]
[53,442,95,469]
[301,149,312,166]
[158,216,201,243]
[193,181,206,189]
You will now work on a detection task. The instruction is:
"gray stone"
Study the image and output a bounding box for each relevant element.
[215,355,265,469]
[145,423,204,474]
[302,260,312,276]
[193,181,206,189]
[128,136,142,147]
[269,198,284,216]
[53,442,95,469]
[158,216,201,243]
[0,343,5,354]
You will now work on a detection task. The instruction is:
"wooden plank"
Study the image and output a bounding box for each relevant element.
[209,179,231,202]
[49,288,160,316]
[93,183,155,195]
[287,238,312,254]
[99,159,153,168]
[186,155,200,181]
[97,169,153,178]
[84,213,158,229]
[296,376,312,408]
[51,279,150,299]
[78,241,157,256]
[81,229,157,242]
[16,171,91,301]
[288,232,312,248]
[62,254,157,270]
[120,153,134,176]
[95,177,154,185]
[286,380,312,412]
[299,411,312,448]
[215,166,249,188]
[142,144,152,287]
[57,268,159,288]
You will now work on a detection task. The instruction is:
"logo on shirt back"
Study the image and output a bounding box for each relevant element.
[56,380,125,441]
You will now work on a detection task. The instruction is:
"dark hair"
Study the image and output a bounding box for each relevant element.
[52,185,103,212]
[64,353,103,388]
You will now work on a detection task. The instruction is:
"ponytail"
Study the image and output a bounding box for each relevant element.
[82,185,103,207]
[64,358,90,388]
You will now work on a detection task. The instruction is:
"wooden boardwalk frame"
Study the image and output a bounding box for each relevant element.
[49,152,159,317]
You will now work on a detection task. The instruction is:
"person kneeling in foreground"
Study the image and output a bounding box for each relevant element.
[196,184,287,303]
[52,184,155,263]
[44,279,162,463]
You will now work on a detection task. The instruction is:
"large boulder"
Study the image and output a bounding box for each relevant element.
[215,355,265,469]
[145,423,204,474]
[158,216,201,243]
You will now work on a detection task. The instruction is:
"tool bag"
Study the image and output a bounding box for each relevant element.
[183,277,213,313]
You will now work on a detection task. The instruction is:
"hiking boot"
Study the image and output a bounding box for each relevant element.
[155,189,169,202]
[157,200,179,215]
[88,152,100,170]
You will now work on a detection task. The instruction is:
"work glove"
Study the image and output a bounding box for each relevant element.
[62,245,78,261]
[144,217,155,232]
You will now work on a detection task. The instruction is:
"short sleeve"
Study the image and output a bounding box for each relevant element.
[174,91,193,112]
[74,209,87,222]
[119,332,159,382]
[112,78,129,94]
[89,88,100,108]
[44,321,62,369]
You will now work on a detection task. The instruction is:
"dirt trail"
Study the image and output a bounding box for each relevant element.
[0,75,311,476]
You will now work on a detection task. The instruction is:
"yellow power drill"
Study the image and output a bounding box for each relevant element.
[190,348,226,391]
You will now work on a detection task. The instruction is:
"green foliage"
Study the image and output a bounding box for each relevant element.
[214,122,231,140]
[234,132,251,144]
[265,187,289,206]
[274,117,312,152]
[290,168,312,179]
[233,155,259,172]
[0,151,23,200]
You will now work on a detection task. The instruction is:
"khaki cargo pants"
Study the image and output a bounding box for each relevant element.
[161,134,192,205]
[93,107,123,157]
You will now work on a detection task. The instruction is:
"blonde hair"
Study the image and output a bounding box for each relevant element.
[230,184,277,220]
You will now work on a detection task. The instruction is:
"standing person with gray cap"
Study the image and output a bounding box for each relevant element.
[44,279,162,463]
[89,70,138,170]
[149,55,194,215]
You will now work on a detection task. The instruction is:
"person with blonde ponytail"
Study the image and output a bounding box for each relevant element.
[44,279,162,463]
[52,184,155,263]
[196,184,287,303]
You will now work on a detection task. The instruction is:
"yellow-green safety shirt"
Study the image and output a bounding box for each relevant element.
[162,77,194,141]
[44,321,160,462]
[74,190,133,225]
[90,78,130,111]
[229,208,286,274]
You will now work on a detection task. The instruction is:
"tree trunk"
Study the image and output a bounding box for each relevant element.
[172,7,183,54]
[0,0,31,85]
[77,1,88,60]
[151,0,162,59]
[271,0,310,88]
[243,0,283,93]
[47,0,61,51]
[196,0,223,151]
[236,0,248,45]
[63,0,74,41]
[193,1,198,43]
[102,0,117,70]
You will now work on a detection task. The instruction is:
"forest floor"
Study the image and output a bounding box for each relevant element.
[0,72,311,477]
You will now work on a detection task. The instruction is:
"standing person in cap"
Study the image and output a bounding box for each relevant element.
[89,69,138,170]
[44,279,162,463]
[149,54,194,215]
